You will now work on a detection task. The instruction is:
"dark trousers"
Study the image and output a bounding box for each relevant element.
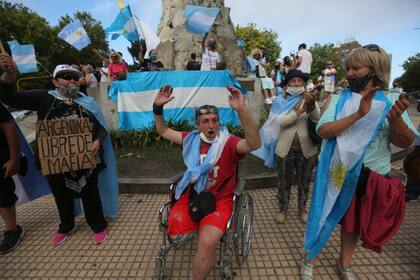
[276,151,317,211]
[46,172,107,233]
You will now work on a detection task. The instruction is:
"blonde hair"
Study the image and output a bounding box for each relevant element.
[109,51,122,64]
[82,64,93,74]
[251,48,263,57]
[345,45,390,89]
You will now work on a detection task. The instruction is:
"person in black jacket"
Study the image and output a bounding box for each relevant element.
[0,53,109,246]
[0,102,24,254]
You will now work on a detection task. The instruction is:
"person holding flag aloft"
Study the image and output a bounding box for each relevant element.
[301,44,419,280]
[0,53,118,247]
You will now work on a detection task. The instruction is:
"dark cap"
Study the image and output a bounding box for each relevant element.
[280,69,310,88]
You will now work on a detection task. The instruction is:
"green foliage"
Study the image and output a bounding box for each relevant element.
[110,120,245,150]
[309,43,345,83]
[396,53,420,92]
[0,1,109,83]
[236,23,281,69]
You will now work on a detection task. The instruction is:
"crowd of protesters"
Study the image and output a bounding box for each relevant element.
[0,36,419,280]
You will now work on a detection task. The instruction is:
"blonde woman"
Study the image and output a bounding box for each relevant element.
[82,65,98,88]
[107,52,128,81]
[301,44,418,280]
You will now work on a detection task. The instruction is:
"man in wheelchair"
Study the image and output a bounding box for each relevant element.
[153,85,261,279]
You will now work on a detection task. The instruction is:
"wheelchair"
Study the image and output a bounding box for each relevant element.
[155,174,253,279]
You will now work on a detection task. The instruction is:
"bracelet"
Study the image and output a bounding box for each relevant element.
[153,103,163,115]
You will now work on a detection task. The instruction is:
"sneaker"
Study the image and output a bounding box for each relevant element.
[275,210,287,224]
[299,209,308,224]
[300,260,314,280]
[0,225,25,254]
[337,260,356,280]
[52,226,76,246]
[94,230,108,245]
[264,98,273,104]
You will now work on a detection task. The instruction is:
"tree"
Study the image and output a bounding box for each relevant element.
[309,43,345,83]
[0,1,57,71]
[0,1,110,77]
[236,23,281,67]
[396,53,420,92]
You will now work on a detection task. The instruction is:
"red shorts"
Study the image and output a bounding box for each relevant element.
[167,190,233,235]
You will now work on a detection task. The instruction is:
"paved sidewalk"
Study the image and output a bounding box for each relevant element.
[1,160,419,279]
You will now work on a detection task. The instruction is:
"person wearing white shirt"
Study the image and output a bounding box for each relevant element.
[296,43,313,74]
[201,33,220,71]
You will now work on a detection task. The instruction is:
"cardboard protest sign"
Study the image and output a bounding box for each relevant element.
[36,118,96,175]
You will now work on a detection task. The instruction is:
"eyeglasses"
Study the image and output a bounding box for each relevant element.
[57,74,78,81]
[363,44,380,53]
[197,105,218,116]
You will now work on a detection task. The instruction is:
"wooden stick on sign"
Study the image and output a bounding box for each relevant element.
[0,40,5,54]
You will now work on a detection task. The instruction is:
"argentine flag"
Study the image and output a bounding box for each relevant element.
[58,21,91,51]
[251,95,301,168]
[184,5,220,35]
[304,90,391,260]
[108,70,245,131]
[7,40,38,74]
[105,5,139,42]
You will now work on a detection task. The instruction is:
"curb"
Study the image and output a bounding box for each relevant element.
[118,147,414,194]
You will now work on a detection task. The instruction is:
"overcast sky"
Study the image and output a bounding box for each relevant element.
[11,0,420,81]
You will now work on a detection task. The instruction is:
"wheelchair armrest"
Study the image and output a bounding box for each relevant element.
[233,178,246,196]
[169,172,184,184]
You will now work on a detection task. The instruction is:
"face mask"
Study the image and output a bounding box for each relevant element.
[199,132,218,144]
[57,84,80,99]
[347,73,373,93]
[149,54,157,61]
[286,86,305,96]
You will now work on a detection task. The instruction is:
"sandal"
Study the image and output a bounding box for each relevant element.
[300,260,314,280]
[337,260,356,280]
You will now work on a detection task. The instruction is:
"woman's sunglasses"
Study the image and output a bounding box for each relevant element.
[363,44,380,53]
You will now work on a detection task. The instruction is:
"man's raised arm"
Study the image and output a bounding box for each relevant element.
[153,85,183,145]
[226,86,261,155]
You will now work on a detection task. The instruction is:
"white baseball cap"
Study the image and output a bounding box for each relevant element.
[53,64,83,79]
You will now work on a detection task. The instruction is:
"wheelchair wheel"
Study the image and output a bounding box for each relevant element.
[154,252,166,280]
[233,191,253,265]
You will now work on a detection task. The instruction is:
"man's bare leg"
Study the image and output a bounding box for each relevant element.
[0,206,17,231]
[192,225,223,280]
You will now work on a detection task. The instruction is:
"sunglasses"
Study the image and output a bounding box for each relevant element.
[197,105,218,116]
[111,56,119,59]
[363,44,380,53]
[57,74,78,81]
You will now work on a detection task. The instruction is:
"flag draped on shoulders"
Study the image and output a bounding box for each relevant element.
[251,95,301,168]
[48,91,119,219]
[58,21,91,51]
[175,127,230,199]
[184,5,220,35]
[6,40,38,74]
[105,5,139,42]
[304,90,392,260]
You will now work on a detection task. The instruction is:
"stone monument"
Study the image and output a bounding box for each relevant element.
[157,0,245,76]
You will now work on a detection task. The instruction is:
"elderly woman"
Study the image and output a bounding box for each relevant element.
[274,70,320,224]
[0,54,118,246]
[301,44,417,280]
[108,51,128,81]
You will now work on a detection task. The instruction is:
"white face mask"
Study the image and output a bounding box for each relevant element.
[199,132,218,144]
[286,86,305,96]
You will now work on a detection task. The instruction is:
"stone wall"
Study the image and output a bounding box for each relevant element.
[157,0,245,76]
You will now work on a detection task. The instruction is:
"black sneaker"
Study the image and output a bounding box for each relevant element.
[0,225,25,254]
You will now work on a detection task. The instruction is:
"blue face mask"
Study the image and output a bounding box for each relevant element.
[347,72,373,93]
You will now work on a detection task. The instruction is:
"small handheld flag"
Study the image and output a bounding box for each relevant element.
[184,5,220,35]
[58,21,91,51]
[7,40,38,74]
